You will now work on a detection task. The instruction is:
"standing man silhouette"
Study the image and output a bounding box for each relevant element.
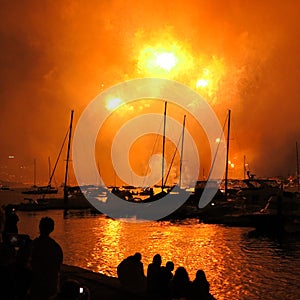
[29,217,63,300]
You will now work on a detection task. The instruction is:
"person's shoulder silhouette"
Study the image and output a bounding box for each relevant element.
[2,205,19,243]
[190,269,211,300]
[160,260,174,283]
[170,266,191,299]
[147,253,162,293]
[30,217,63,300]
[157,260,174,298]
[117,252,146,294]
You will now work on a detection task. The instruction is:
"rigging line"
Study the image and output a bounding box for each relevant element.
[161,101,167,190]
[164,131,182,187]
[206,113,228,180]
[49,157,58,186]
[48,128,70,186]
[142,110,164,187]
[179,115,186,188]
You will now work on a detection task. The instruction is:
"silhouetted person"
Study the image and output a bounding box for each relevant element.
[147,253,162,295]
[190,269,210,300]
[2,205,19,244]
[0,241,16,300]
[117,252,146,294]
[149,188,154,197]
[133,252,145,277]
[15,235,32,300]
[0,206,5,243]
[169,266,191,300]
[29,217,63,300]
[158,261,174,299]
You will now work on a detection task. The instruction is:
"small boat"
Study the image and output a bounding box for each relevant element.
[236,178,281,203]
[17,198,48,211]
[193,180,224,199]
[22,185,58,195]
[0,185,11,190]
[22,157,58,195]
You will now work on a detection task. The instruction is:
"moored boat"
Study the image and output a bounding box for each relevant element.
[22,185,58,195]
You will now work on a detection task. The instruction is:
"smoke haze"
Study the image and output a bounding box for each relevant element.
[1,0,299,185]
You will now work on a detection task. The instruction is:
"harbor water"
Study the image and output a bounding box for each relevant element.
[15,209,300,300]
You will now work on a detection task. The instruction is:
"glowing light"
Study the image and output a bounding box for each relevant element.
[215,138,221,143]
[106,98,122,110]
[133,29,227,103]
[137,40,194,78]
[193,57,226,103]
[196,79,209,88]
[138,47,179,76]
[155,52,177,71]
[231,163,235,168]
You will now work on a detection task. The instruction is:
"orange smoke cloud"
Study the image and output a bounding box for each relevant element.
[1,1,300,185]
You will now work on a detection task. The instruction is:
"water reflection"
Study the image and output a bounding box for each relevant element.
[89,218,123,275]
[18,211,300,300]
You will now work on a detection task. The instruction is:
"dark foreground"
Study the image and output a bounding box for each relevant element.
[61,264,149,300]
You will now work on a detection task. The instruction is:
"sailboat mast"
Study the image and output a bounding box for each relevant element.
[179,115,186,189]
[33,158,36,187]
[243,155,246,179]
[224,109,231,198]
[48,130,69,187]
[296,141,299,192]
[64,110,74,209]
[48,157,52,185]
[161,101,167,191]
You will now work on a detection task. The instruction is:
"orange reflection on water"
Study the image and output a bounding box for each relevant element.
[87,218,123,276]
[18,211,300,300]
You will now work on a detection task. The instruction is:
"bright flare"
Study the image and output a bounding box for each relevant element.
[106,98,123,110]
[134,31,226,104]
[137,41,193,78]
[196,79,209,88]
[155,52,177,71]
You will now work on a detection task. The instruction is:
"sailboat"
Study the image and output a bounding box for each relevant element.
[134,102,188,203]
[22,158,58,195]
[142,101,169,202]
[108,101,185,203]
[21,185,58,195]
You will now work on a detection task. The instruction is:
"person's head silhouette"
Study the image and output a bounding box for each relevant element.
[133,252,142,261]
[152,253,162,266]
[39,217,54,236]
[166,261,174,271]
[195,269,208,284]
